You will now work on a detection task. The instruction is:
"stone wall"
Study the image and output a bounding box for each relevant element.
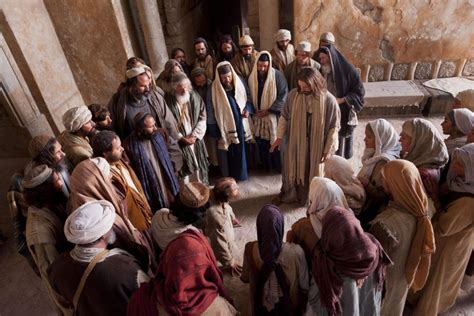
[294,0,474,81]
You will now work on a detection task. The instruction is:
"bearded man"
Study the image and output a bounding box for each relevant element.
[284,41,321,90]
[171,47,191,77]
[248,51,288,171]
[231,35,258,80]
[91,130,153,231]
[165,73,209,183]
[192,37,215,80]
[270,29,295,72]
[58,106,96,168]
[315,43,365,159]
[123,112,180,213]
[217,34,237,63]
[270,67,340,204]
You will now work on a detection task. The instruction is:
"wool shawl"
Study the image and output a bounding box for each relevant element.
[124,132,179,212]
[382,159,435,291]
[248,51,278,142]
[165,90,209,182]
[211,61,253,150]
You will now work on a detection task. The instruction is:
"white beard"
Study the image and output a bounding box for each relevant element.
[321,64,332,75]
[176,90,190,105]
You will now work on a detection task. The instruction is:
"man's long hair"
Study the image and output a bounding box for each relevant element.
[296,67,327,97]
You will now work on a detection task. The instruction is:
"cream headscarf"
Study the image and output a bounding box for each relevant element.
[248,51,278,142]
[64,200,116,245]
[62,106,92,132]
[307,177,349,238]
[455,89,474,111]
[358,119,401,182]
[402,118,448,168]
[211,61,253,150]
[453,108,474,135]
[324,155,366,213]
[382,159,435,291]
[448,143,474,194]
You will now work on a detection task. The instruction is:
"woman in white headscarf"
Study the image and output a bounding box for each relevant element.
[400,118,449,212]
[414,143,474,315]
[441,108,474,155]
[357,119,400,226]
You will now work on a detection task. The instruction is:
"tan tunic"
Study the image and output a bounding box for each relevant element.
[370,201,417,316]
[231,50,258,80]
[57,131,93,168]
[205,202,237,267]
[413,196,474,316]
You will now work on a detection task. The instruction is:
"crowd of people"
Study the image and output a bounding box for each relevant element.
[5,29,474,316]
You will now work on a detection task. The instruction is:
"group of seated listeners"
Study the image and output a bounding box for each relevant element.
[6,29,474,316]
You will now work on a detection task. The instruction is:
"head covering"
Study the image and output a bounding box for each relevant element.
[64,200,116,245]
[448,143,474,194]
[239,35,254,47]
[255,205,292,314]
[324,155,366,212]
[62,106,93,132]
[307,177,349,238]
[455,89,474,111]
[296,41,311,52]
[402,118,449,168]
[274,29,291,42]
[155,229,232,315]
[22,164,53,189]
[190,67,206,79]
[314,206,389,315]
[194,37,208,46]
[320,32,335,44]
[28,135,54,158]
[382,159,435,290]
[358,119,401,182]
[126,66,147,79]
[179,182,210,208]
[453,108,474,135]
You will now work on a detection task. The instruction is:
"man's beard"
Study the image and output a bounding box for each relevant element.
[277,42,288,51]
[258,71,267,81]
[223,51,233,61]
[197,53,207,61]
[243,53,252,60]
[321,64,332,75]
[131,89,150,100]
[176,90,190,105]
[85,128,98,139]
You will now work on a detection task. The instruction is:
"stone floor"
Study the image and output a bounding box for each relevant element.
[0,116,473,315]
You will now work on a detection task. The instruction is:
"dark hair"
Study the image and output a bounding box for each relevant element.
[171,195,209,225]
[126,57,146,70]
[296,67,327,96]
[88,103,110,122]
[194,37,208,47]
[91,130,118,157]
[24,172,64,208]
[213,177,237,203]
[217,64,232,76]
[258,53,270,62]
[171,48,185,59]
[32,138,60,167]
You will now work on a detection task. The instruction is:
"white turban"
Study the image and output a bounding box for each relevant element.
[126,66,147,79]
[455,89,474,111]
[453,108,474,135]
[274,29,291,42]
[62,106,92,132]
[65,200,116,245]
[297,41,311,53]
[320,32,335,44]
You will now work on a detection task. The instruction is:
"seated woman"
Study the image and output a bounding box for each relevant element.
[287,177,390,316]
[324,155,366,214]
[151,182,209,250]
[400,118,449,213]
[441,108,474,155]
[357,119,400,226]
[128,229,238,315]
[369,160,435,316]
[241,204,309,315]
[414,143,474,316]
[205,177,242,276]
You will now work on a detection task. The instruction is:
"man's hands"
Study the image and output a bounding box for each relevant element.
[179,135,197,146]
[256,109,270,118]
[242,110,249,118]
[223,263,243,277]
[270,138,282,153]
[336,97,346,105]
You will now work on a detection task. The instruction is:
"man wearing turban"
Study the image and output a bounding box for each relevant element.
[270,29,295,72]
[48,200,150,315]
[58,106,96,167]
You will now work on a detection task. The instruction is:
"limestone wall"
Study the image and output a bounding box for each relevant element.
[293,0,474,81]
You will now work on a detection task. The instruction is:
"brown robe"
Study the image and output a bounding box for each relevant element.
[231,50,259,80]
[57,131,93,168]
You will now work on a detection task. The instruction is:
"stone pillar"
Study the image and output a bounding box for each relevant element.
[408,62,417,80]
[455,58,467,77]
[258,0,279,51]
[384,63,394,81]
[361,65,370,82]
[431,60,442,79]
[136,0,169,73]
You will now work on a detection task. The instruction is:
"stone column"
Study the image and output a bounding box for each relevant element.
[258,0,279,51]
[135,0,168,73]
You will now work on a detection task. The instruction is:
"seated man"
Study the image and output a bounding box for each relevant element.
[58,106,96,167]
[151,181,209,250]
[48,200,149,315]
